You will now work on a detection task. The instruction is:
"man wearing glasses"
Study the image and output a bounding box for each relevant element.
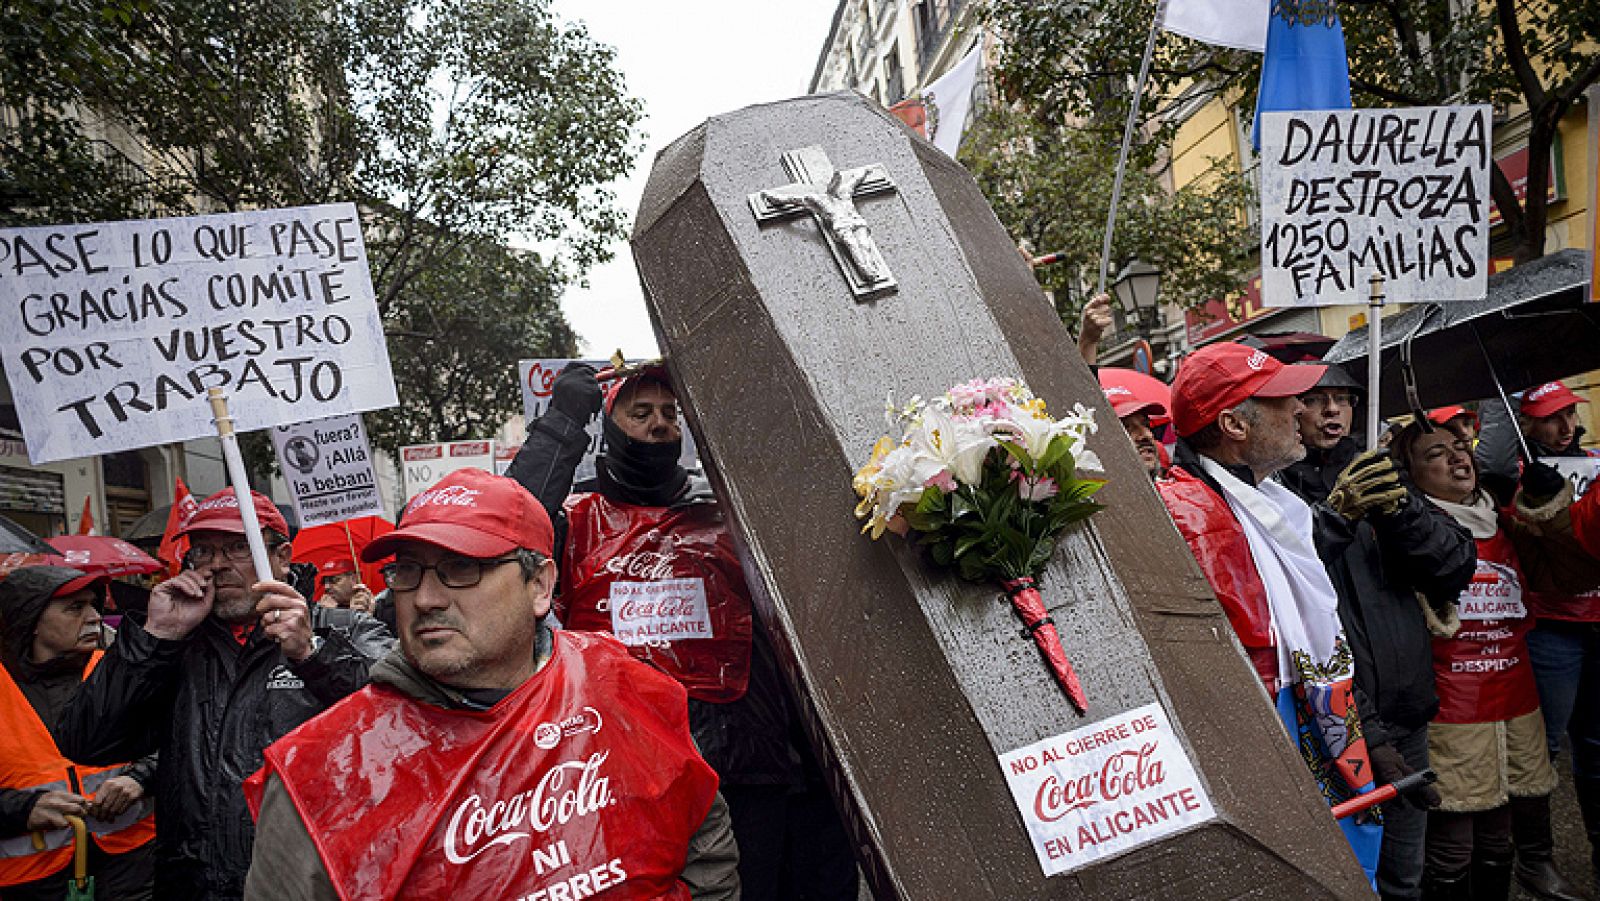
[55,489,392,901]
[241,468,737,899]
[1279,362,1364,505]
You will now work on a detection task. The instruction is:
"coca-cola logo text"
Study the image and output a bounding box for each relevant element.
[408,485,481,512]
[616,593,701,622]
[443,751,615,864]
[601,552,677,583]
[1033,742,1168,823]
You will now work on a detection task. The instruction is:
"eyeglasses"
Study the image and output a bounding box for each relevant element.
[381,556,519,592]
[1303,392,1357,409]
[185,540,279,568]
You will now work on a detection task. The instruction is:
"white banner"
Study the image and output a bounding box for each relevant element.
[0,204,396,463]
[517,358,697,483]
[271,413,384,528]
[1543,456,1600,500]
[999,703,1215,876]
[1259,106,1492,307]
[400,439,496,500]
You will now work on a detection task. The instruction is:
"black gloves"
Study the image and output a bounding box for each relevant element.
[550,363,603,423]
[1368,742,1441,811]
[1327,449,1408,521]
[1519,459,1567,505]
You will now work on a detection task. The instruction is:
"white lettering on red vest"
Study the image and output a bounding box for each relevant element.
[442,751,616,865]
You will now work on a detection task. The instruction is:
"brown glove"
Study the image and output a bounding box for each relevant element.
[1326,449,1408,521]
[1368,742,1441,811]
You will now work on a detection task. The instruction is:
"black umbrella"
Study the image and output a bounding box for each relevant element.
[122,504,172,545]
[1324,249,1599,417]
[0,514,58,555]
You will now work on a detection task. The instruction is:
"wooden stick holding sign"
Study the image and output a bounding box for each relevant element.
[207,388,274,584]
[1367,273,1385,451]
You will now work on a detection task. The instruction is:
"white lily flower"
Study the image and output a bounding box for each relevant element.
[910,405,995,487]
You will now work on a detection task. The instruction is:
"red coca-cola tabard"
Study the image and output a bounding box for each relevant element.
[1433,529,1541,724]
[245,630,719,901]
[559,492,752,702]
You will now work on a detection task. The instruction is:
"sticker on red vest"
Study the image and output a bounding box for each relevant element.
[609,579,713,646]
[1459,560,1526,621]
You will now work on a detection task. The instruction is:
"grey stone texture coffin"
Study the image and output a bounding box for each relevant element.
[631,92,1371,899]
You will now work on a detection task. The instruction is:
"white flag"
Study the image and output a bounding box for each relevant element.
[924,44,982,158]
[1160,0,1268,52]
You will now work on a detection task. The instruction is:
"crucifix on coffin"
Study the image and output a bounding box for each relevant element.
[747,145,898,299]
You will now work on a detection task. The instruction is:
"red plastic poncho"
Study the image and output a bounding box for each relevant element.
[1156,467,1278,689]
[245,630,719,901]
[1433,529,1540,724]
[1524,456,1600,622]
[559,492,753,702]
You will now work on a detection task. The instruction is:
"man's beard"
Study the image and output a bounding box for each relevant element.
[1244,432,1305,477]
[212,586,258,624]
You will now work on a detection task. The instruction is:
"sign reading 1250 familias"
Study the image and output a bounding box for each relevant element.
[1259,105,1491,307]
[0,203,397,464]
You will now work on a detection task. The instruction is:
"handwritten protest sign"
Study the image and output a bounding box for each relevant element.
[998,703,1215,876]
[0,204,396,464]
[517,358,698,482]
[271,413,384,527]
[1259,105,1492,307]
[1543,457,1600,501]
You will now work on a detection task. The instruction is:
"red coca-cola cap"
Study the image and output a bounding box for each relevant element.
[1170,343,1325,437]
[1520,381,1586,419]
[1427,405,1475,427]
[178,488,290,539]
[604,366,673,415]
[363,469,553,561]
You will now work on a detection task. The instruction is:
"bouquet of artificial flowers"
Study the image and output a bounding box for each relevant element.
[853,378,1105,714]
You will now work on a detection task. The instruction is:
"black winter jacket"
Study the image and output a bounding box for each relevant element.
[54,607,393,900]
[1279,436,1359,505]
[1313,492,1476,747]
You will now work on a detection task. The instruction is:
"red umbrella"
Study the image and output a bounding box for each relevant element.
[45,536,163,577]
[0,553,57,577]
[1097,367,1172,426]
[292,516,395,595]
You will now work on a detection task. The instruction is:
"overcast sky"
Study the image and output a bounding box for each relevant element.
[549,1,841,358]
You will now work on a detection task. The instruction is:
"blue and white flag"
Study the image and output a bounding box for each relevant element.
[1252,0,1352,148]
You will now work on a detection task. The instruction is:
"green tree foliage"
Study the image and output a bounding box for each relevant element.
[0,0,640,452]
[962,100,1255,327]
[980,0,1600,287]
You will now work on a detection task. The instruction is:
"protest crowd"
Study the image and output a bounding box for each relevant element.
[3,0,1600,898]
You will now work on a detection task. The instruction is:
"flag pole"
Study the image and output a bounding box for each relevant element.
[1366,273,1385,451]
[1098,0,1169,295]
[206,388,274,584]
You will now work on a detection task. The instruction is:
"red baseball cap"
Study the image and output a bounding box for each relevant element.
[363,469,554,561]
[54,570,107,599]
[604,365,673,416]
[1170,343,1325,437]
[1427,405,1476,427]
[178,488,289,539]
[1521,381,1586,419]
[1097,368,1170,421]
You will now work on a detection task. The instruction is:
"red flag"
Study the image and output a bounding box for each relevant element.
[157,478,199,576]
[76,496,95,535]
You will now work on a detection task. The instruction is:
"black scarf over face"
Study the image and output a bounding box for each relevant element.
[596,415,689,507]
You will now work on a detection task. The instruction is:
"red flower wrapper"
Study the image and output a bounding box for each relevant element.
[1003,576,1088,715]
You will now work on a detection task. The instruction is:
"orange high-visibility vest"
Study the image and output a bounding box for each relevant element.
[0,651,156,886]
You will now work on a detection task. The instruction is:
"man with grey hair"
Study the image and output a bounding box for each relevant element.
[1155,342,1388,884]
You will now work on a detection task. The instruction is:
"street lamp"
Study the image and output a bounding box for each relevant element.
[1111,259,1162,332]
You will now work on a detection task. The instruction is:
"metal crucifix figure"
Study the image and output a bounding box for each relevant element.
[748,145,897,299]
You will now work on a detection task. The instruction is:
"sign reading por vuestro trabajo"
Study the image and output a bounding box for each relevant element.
[0,203,397,464]
[1259,105,1492,307]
